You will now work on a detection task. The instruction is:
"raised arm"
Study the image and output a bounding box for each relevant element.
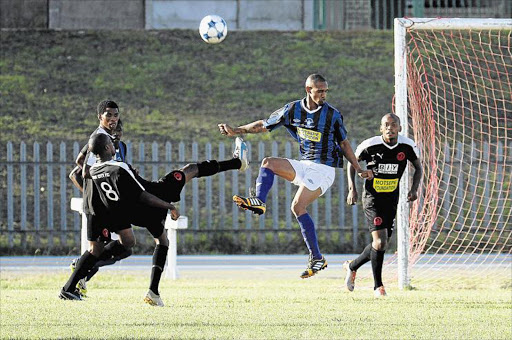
[218,120,268,137]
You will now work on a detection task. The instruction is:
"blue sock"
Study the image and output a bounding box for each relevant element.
[255,168,274,203]
[297,213,321,259]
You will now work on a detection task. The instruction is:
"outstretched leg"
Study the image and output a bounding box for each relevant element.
[233,157,295,215]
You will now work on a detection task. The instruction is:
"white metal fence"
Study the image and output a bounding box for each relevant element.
[0,140,368,254]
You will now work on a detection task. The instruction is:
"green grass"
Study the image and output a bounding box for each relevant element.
[1,270,511,339]
[0,30,394,146]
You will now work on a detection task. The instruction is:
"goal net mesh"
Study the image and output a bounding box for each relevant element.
[388,23,511,289]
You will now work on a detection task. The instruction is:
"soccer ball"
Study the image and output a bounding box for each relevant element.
[199,15,227,44]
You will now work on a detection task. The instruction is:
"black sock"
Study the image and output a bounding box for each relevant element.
[63,251,98,292]
[86,248,131,282]
[218,158,242,172]
[371,247,385,289]
[149,245,169,295]
[350,244,372,271]
[196,160,220,177]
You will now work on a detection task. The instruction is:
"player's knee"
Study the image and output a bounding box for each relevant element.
[261,157,275,170]
[155,233,169,247]
[372,238,387,251]
[181,163,198,181]
[291,200,306,217]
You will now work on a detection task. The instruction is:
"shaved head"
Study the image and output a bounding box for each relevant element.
[305,74,327,87]
[89,133,112,156]
[381,113,400,125]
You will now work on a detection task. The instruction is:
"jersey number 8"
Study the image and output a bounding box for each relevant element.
[100,182,119,201]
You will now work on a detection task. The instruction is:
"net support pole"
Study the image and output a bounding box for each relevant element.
[394,18,411,289]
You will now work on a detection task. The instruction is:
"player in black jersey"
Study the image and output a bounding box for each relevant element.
[60,133,179,301]
[343,113,422,297]
[69,100,249,305]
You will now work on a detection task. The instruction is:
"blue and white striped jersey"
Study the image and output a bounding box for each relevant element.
[263,98,348,168]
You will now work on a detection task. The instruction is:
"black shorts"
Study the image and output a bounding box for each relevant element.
[130,170,186,238]
[362,193,398,237]
[86,213,131,242]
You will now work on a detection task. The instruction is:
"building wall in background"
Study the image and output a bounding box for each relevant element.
[1,0,510,30]
[49,0,144,30]
[0,0,48,29]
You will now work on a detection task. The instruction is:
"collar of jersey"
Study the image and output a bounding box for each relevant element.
[301,98,323,114]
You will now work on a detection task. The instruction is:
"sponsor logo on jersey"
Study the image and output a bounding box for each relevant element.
[305,118,315,129]
[374,217,383,226]
[297,127,321,142]
[292,118,301,126]
[377,163,399,174]
[397,152,406,161]
[373,178,399,193]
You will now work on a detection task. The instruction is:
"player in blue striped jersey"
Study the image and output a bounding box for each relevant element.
[218,74,373,278]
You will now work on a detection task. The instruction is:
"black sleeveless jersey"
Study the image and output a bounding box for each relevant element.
[355,135,419,199]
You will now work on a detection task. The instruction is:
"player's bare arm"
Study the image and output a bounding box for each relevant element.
[407,158,423,202]
[346,162,359,205]
[138,191,180,220]
[218,120,268,136]
[340,139,373,180]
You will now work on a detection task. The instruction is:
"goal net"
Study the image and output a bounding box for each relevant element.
[393,18,511,289]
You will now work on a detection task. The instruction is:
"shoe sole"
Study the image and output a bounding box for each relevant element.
[300,263,328,279]
[233,196,265,215]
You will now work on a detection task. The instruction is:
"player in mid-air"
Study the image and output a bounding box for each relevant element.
[60,133,179,301]
[70,100,249,306]
[344,113,422,297]
[218,74,373,279]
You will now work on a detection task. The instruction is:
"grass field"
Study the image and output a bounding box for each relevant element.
[1,269,510,340]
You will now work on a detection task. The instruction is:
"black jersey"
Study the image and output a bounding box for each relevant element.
[355,135,419,199]
[86,160,145,222]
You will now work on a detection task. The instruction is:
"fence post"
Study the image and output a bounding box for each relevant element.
[205,142,212,230]
[284,142,292,237]
[20,142,27,245]
[271,141,279,242]
[244,141,252,235]
[152,142,159,181]
[47,142,54,248]
[218,142,226,229]
[33,142,41,247]
[179,142,186,215]
[258,141,265,244]
[7,142,14,247]
[72,142,81,245]
[138,142,145,178]
[192,142,198,233]
[60,142,67,245]
[244,141,253,246]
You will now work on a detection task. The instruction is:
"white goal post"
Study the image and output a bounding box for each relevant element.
[394,18,512,289]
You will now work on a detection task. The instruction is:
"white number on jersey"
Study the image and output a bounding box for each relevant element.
[100,182,119,201]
